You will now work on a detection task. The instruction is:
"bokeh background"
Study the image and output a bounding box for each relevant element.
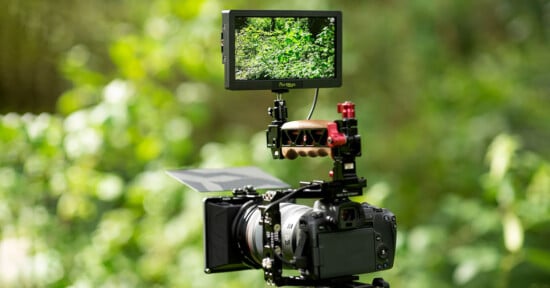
[1,0,549,287]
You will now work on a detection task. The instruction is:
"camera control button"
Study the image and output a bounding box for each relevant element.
[377,245,389,260]
[262,258,273,269]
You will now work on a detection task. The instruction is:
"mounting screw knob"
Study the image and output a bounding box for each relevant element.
[337,101,355,119]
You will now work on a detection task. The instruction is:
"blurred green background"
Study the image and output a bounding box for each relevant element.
[1,0,549,287]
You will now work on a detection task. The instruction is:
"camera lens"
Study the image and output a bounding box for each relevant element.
[235,202,311,266]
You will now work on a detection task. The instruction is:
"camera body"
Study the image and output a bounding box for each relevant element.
[298,199,396,280]
[203,189,396,281]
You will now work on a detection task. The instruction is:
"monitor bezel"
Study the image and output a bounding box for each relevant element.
[222,10,343,91]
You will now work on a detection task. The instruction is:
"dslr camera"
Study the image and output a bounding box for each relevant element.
[168,10,397,288]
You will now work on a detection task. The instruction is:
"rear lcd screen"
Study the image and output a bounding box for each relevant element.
[222,10,342,90]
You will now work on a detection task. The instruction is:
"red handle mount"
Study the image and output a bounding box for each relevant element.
[327,122,346,147]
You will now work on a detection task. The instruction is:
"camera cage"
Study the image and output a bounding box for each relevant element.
[166,9,396,288]
[258,94,378,287]
[167,94,395,287]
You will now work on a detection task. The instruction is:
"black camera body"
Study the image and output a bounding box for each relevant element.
[202,180,397,286]
[297,200,396,280]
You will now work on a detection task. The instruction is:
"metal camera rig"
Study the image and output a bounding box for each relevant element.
[257,91,392,287]
[166,9,396,287]
[167,90,396,288]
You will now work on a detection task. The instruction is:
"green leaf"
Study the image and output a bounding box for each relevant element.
[525,248,550,272]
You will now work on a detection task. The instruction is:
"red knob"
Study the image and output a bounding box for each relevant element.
[337,101,355,119]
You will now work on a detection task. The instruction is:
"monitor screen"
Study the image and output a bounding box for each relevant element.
[222,10,342,90]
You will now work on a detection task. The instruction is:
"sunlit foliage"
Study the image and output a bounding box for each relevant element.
[0,0,549,287]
